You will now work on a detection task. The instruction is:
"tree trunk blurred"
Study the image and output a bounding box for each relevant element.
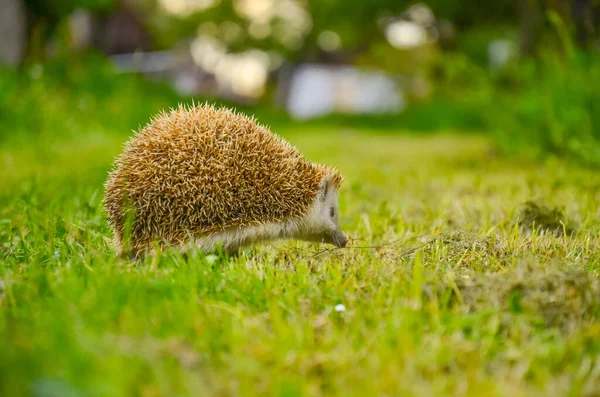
[0,0,27,66]
[519,0,598,55]
[518,0,543,56]
[571,0,596,46]
[91,7,150,55]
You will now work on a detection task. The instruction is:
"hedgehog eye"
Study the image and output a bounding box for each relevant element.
[329,207,335,218]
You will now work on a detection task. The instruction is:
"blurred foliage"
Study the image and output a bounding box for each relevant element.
[489,51,600,167]
[0,53,180,146]
[421,10,600,168]
[434,51,600,167]
[457,25,518,66]
[23,0,117,59]
[1,44,598,169]
[12,0,597,67]
[2,3,598,167]
[25,0,114,19]
[139,0,596,58]
[0,50,483,150]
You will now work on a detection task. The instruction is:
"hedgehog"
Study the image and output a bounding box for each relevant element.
[103,104,347,258]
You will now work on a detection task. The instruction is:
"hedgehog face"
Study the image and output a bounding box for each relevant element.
[298,175,347,248]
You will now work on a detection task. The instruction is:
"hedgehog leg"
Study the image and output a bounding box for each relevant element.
[120,250,141,262]
[116,249,140,263]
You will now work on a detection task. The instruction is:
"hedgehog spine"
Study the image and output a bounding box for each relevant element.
[103,103,347,257]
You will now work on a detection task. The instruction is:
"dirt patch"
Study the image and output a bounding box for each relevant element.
[446,261,600,333]
[515,200,576,235]
[418,231,511,270]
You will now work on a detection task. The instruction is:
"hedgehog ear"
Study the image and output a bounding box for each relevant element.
[318,177,331,202]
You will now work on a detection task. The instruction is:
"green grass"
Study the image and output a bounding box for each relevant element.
[2,119,600,396]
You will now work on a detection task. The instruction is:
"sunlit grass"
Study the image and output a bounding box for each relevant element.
[1,127,600,396]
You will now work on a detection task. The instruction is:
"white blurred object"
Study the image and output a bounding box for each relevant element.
[191,36,227,73]
[0,0,26,65]
[235,0,274,22]
[406,3,435,26]
[286,64,404,120]
[159,0,219,16]
[385,21,428,49]
[68,9,93,51]
[334,304,346,312]
[235,0,311,49]
[173,71,202,95]
[228,51,269,97]
[383,3,438,50]
[110,51,176,73]
[488,40,516,71]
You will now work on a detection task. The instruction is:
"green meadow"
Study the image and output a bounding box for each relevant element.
[2,103,600,396]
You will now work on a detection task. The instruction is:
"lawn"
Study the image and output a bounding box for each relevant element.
[1,120,600,396]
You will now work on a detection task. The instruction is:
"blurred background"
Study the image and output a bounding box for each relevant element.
[0,0,598,166]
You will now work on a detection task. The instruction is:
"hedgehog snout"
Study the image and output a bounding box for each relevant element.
[332,229,348,248]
